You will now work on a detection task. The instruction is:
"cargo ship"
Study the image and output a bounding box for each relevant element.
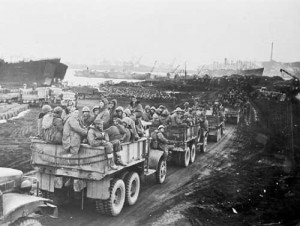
[74,68,151,80]
[0,58,68,88]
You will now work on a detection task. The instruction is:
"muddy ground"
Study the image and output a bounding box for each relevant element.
[0,87,299,226]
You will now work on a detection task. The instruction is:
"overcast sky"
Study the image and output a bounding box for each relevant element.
[0,0,299,68]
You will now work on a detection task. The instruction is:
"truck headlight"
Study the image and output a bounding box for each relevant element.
[21,179,32,192]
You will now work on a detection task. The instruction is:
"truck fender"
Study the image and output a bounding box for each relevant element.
[148,149,164,170]
[2,193,57,224]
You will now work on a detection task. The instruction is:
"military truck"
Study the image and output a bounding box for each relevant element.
[225,108,240,125]
[149,124,206,167]
[30,137,166,216]
[0,167,57,226]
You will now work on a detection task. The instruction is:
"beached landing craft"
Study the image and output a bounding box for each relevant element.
[0,58,68,88]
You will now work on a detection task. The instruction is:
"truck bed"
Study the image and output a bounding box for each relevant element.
[31,137,149,180]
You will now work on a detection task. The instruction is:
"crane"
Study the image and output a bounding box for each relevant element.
[150,60,157,73]
[280,69,299,81]
[171,65,180,74]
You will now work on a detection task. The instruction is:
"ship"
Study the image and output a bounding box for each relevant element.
[0,58,68,88]
[239,67,264,76]
[74,68,151,80]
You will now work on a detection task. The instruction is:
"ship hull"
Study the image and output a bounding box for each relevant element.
[74,70,150,80]
[0,59,68,88]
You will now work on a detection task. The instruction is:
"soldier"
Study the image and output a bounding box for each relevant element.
[170,107,185,126]
[37,104,52,138]
[150,125,174,160]
[127,95,143,118]
[160,110,172,126]
[43,106,64,144]
[62,110,88,154]
[81,106,94,128]
[95,98,110,129]
[87,119,119,169]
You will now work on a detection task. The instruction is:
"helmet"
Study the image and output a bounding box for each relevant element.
[158,125,165,130]
[82,106,90,112]
[175,107,184,112]
[42,105,52,113]
[145,105,150,110]
[53,106,63,114]
[161,110,169,116]
[150,106,156,111]
[184,102,189,106]
[116,106,124,112]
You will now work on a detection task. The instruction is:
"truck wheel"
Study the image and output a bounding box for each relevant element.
[156,158,167,184]
[104,178,125,216]
[125,172,140,206]
[200,136,208,153]
[178,147,190,167]
[11,217,42,226]
[95,199,105,214]
[190,144,196,163]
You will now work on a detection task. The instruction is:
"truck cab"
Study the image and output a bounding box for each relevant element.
[0,167,57,226]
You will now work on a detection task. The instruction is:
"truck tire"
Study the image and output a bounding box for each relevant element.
[190,144,196,163]
[156,158,167,184]
[125,172,140,206]
[103,178,125,216]
[95,199,105,214]
[200,135,208,153]
[11,217,42,226]
[178,147,190,167]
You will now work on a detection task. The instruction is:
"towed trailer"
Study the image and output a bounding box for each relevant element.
[149,124,207,167]
[30,137,166,216]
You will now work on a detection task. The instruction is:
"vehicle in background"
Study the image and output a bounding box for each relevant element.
[0,88,20,104]
[20,87,50,107]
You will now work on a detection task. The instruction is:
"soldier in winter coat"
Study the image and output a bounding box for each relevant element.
[62,110,88,154]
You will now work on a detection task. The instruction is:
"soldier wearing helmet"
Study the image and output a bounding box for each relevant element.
[43,106,64,144]
[182,111,194,126]
[87,119,119,170]
[81,106,94,128]
[150,125,174,160]
[37,105,52,138]
[170,107,185,126]
[160,109,171,126]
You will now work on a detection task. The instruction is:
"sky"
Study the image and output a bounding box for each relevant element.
[0,0,299,69]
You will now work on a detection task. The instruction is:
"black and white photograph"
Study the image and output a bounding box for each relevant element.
[0,0,300,225]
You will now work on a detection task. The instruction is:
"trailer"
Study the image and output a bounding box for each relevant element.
[149,124,206,167]
[30,137,166,216]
